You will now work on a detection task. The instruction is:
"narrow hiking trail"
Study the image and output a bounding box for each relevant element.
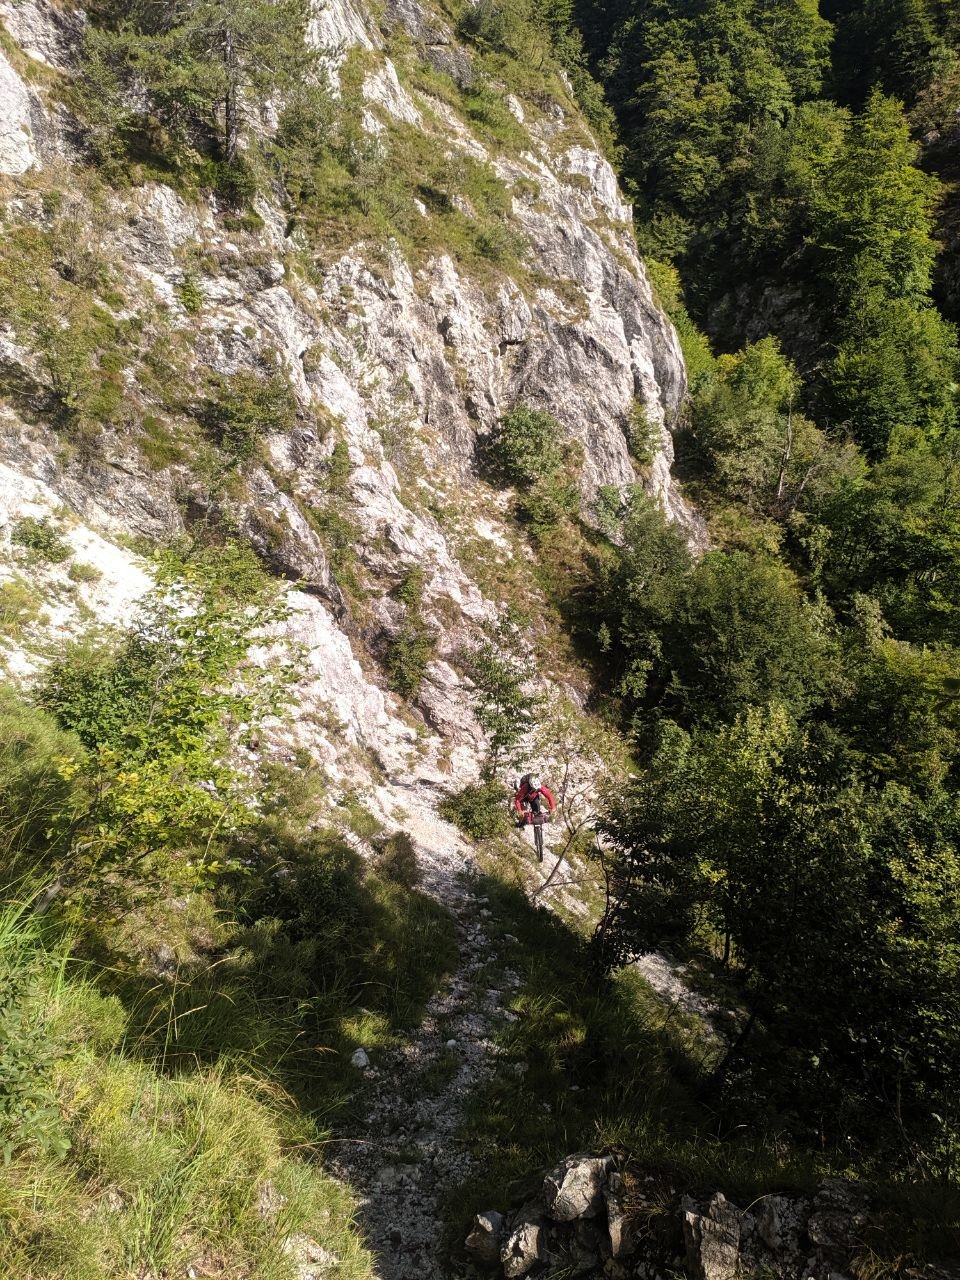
[322,779,721,1280]
[325,780,525,1280]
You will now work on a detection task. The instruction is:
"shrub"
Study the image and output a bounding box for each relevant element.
[377,831,421,888]
[463,617,532,767]
[439,780,511,840]
[486,407,581,532]
[67,561,102,585]
[385,625,436,699]
[627,400,660,466]
[384,568,437,700]
[174,275,203,315]
[488,407,564,487]
[11,516,72,565]
[201,370,298,462]
[36,550,292,899]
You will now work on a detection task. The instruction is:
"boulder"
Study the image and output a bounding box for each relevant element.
[542,1152,614,1222]
[682,1192,741,1280]
[465,1210,505,1268]
[502,1218,543,1279]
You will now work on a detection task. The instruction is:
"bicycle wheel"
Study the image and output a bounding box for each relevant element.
[534,821,544,863]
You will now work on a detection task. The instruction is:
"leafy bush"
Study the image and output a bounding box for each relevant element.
[462,617,532,769]
[384,568,437,700]
[11,516,72,565]
[385,625,436,699]
[67,561,102,585]
[487,406,565,488]
[486,407,581,533]
[174,275,203,315]
[200,370,298,462]
[439,780,511,840]
[36,547,292,899]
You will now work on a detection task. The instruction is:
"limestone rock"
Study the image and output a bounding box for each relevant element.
[682,1192,742,1280]
[605,1171,635,1259]
[757,1193,808,1255]
[542,1153,614,1222]
[0,50,39,175]
[501,1218,543,1279]
[465,1210,505,1267]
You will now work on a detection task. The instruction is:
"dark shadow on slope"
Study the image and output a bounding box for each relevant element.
[86,831,459,1128]
[441,869,822,1271]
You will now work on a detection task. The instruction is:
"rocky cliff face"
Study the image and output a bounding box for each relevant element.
[0,0,692,793]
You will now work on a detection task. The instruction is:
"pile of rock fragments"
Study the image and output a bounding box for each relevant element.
[465,1153,953,1280]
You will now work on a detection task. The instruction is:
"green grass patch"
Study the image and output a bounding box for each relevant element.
[0,901,375,1280]
[0,576,46,639]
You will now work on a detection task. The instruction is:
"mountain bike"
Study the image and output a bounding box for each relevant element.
[524,810,548,863]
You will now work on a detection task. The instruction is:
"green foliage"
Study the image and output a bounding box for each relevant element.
[813,89,942,304]
[174,275,203,315]
[74,0,318,182]
[588,0,831,244]
[11,516,72,565]
[0,221,127,437]
[0,907,70,1165]
[35,545,291,898]
[376,831,421,889]
[826,288,959,456]
[486,406,581,533]
[200,369,298,463]
[594,708,960,1170]
[0,576,45,639]
[574,31,960,1105]
[67,561,103,585]
[384,568,437,700]
[438,780,511,840]
[0,691,84,875]
[810,433,960,643]
[462,616,532,770]
[272,72,526,276]
[0,900,376,1279]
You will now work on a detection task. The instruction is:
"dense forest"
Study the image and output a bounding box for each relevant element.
[551,0,960,1188]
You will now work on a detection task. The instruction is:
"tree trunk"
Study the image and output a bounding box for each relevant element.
[224,27,239,162]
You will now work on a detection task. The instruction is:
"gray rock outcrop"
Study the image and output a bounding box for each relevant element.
[466,1158,948,1280]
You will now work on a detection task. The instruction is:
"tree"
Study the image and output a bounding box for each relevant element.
[815,90,942,305]
[37,545,293,899]
[662,550,834,724]
[593,708,960,1165]
[827,289,959,455]
[812,431,960,639]
[78,0,317,171]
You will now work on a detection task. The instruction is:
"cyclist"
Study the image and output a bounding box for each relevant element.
[512,774,556,826]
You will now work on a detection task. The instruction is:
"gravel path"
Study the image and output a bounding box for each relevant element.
[326,779,519,1280]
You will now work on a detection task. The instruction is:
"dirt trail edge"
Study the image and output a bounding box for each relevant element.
[326,778,519,1280]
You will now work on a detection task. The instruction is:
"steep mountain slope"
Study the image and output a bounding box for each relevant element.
[0,2,704,1276]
